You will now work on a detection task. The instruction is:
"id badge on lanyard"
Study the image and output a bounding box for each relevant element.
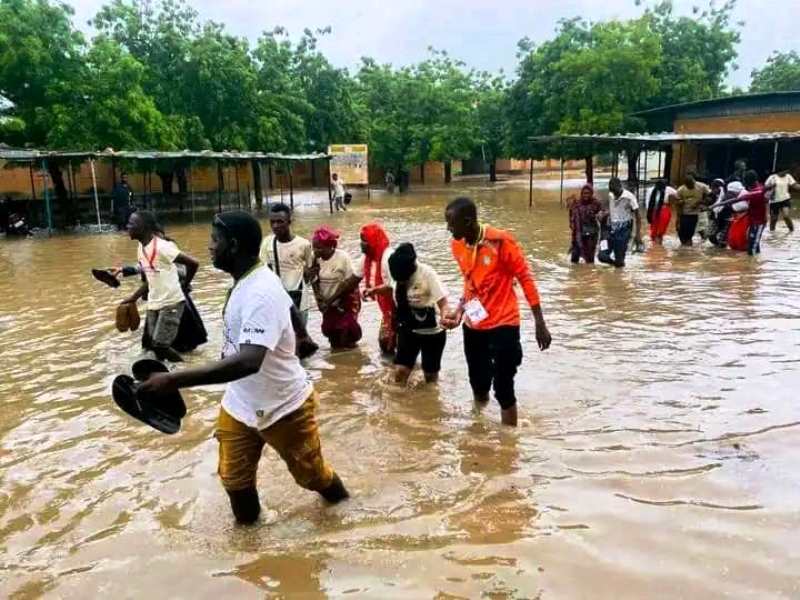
[464,226,490,325]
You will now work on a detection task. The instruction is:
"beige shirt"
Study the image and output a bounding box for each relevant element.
[137,237,184,311]
[676,182,710,215]
[316,249,355,302]
[405,262,447,311]
[260,235,314,310]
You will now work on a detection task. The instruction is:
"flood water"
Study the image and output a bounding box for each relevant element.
[1,180,799,599]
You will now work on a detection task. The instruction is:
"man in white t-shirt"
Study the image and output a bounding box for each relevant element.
[599,177,642,268]
[121,211,199,362]
[259,203,319,359]
[765,169,798,233]
[332,173,346,212]
[139,211,349,524]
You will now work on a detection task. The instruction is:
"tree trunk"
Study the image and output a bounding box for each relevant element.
[585,155,594,184]
[158,171,174,196]
[626,151,639,183]
[489,159,497,183]
[399,166,409,192]
[47,162,71,226]
[444,161,452,184]
[252,161,263,210]
[420,163,425,184]
[664,146,674,182]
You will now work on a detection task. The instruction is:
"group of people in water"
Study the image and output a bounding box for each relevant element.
[568,162,797,266]
[115,197,551,524]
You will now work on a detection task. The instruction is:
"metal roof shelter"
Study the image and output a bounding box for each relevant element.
[0,147,336,233]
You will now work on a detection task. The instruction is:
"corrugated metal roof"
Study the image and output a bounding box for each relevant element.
[529,131,800,146]
[631,91,800,117]
[0,148,331,162]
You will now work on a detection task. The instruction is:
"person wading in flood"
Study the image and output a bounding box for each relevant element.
[389,243,451,384]
[259,203,319,357]
[765,168,798,233]
[356,223,397,355]
[120,210,199,362]
[139,211,348,524]
[675,172,710,246]
[332,173,347,212]
[309,226,362,349]
[599,177,642,267]
[568,184,602,264]
[441,197,552,426]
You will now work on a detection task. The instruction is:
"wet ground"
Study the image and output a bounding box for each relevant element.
[1,179,799,598]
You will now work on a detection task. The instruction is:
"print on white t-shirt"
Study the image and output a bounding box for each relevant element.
[137,237,184,311]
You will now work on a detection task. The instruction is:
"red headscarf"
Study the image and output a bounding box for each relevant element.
[360,223,390,287]
[312,225,340,249]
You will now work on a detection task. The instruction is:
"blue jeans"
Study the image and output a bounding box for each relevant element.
[599,221,632,267]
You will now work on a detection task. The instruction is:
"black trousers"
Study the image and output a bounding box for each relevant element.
[678,214,698,245]
[462,325,523,409]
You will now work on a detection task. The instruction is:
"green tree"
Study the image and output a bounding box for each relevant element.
[643,0,740,107]
[474,73,508,182]
[750,51,800,92]
[0,0,86,146]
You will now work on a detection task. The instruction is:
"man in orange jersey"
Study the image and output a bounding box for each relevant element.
[441,197,551,426]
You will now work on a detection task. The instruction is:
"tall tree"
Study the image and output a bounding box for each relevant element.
[474,72,508,182]
[750,51,800,93]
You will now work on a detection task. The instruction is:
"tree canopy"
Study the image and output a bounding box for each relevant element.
[0,0,783,181]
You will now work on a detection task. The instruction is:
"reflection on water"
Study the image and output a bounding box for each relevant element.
[1,180,799,598]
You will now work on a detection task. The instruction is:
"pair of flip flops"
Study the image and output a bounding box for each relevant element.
[112,359,186,434]
[116,302,140,332]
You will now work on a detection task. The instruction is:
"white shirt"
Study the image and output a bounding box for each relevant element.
[333,179,345,198]
[354,249,392,287]
[405,262,447,310]
[766,173,796,203]
[316,249,355,302]
[221,266,312,430]
[609,189,639,224]
[260,234,314,310]
[137,237,184,311]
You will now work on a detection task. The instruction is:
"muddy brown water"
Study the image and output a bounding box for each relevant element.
[1,180,799,599]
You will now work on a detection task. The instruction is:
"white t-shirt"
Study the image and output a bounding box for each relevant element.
[137,237,184,311]
[260,235,314,310]
[316,249,355,302]
[609,189,639,224]
[766,173,797,203]
[221,266,312,430]
[333,179,345,198]
[354,249,392,287]
[405,262,447,310]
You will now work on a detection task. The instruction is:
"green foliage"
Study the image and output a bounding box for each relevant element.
[750,51,800,93]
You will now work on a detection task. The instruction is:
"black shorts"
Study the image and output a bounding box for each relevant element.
[770,199,791,216]
[394,329,447,374]
[462,325,523,410]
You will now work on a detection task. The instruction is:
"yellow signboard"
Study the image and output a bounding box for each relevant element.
[328,144,369,185]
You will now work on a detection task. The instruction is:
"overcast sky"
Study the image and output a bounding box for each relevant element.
[67,0,799,89]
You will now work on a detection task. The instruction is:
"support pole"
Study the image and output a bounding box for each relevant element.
[263,161,270,208]
[217,160,223,213]
[42,159,53,235]
[29,163,36,201]
[559,139,565,209]
[189,160,195,223]
[657,149,662,180]
[235,162,241,210]
[772,141,780,173]
[90,159,101,229]
[528,157,534,208]
[327,157,333,214]
[288,161,294,211]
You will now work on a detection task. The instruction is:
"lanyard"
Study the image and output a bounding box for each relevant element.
[464,224,486,295]
[222,260,263,316]
[140,237,158,272]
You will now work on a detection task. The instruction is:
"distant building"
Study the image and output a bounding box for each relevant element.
[635,91,800,180]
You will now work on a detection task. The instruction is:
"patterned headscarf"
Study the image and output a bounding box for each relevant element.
[312,225,340,248]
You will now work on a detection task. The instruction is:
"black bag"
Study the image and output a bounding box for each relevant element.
[344,192,353,205]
